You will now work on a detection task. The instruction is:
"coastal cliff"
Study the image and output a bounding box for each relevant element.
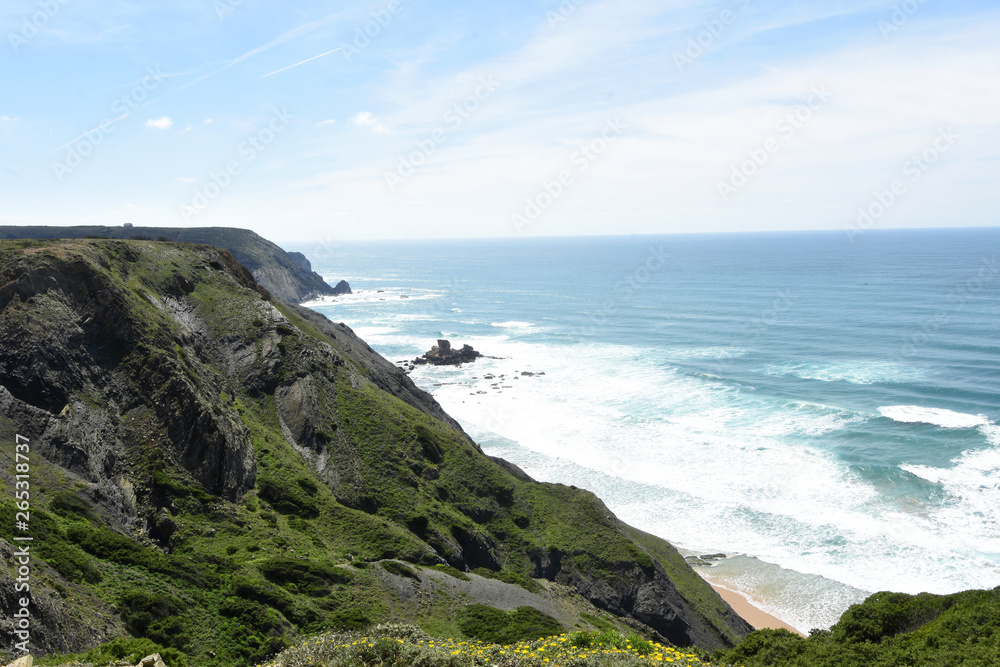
[0,238,750,665]
[0,226,348,304]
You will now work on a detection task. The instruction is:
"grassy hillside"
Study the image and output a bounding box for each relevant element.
[0,226,344,302]
[714,588,1000,667]
[0,238,749,665]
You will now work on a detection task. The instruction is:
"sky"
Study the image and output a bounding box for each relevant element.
[1,0,998,243]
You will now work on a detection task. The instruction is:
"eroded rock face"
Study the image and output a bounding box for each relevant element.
[412,340,482,366]
[0,539,125,657]
[0,239,752,659]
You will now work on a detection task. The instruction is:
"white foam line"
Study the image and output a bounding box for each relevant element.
[879,406,990,429]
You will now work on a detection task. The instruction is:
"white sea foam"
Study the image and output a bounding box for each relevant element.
[302,289,442,308]
[899,423,1000,557]
[695,554,869,633]
[308,237,1000,633]
[766,361,923,385]
[490,321,535,330]
[878,406,989,428]
[661,346,747,360]
[400,334,1000,629]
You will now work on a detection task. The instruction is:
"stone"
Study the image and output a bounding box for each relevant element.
[4,656,32,667]
[137,654,167,667]
[412,340,483,366]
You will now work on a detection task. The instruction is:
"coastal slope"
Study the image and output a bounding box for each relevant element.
[0,238,750,664]
[0,226,348,303]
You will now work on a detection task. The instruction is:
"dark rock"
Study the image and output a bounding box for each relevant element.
[412,340,482,366]
[700,553,727,561]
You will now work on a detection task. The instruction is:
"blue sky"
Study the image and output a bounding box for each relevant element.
[2,0,998,242]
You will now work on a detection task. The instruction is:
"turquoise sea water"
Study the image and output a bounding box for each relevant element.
[292,228,1000,632]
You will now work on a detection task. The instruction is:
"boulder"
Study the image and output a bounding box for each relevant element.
[412,340,482,366]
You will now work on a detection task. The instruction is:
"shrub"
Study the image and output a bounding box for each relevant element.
[381,560,419,580]
[117,590,190,650]
[258,478,320,518]
[456,604,563,644]
[258,557,350,596]
[80,637,188,667]
[48,491,99,523]
[432,564,470,581]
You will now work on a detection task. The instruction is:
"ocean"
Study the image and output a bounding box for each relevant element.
[291,228,1000,633]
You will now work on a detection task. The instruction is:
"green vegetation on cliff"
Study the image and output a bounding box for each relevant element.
[0,238,748,665]
[714,587,1000,667]
[0,225,347,303]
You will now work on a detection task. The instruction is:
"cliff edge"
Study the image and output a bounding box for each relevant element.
[0,226,347,303]
[0,238,750,664]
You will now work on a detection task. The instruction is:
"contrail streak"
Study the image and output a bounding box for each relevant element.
[259,47,342,79]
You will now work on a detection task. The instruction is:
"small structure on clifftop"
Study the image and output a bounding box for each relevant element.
[413,339,482,366]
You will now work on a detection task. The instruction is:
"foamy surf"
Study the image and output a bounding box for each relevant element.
[878,406,990,428]
[300,231,1000,635]
[690,552,869,633]
[765,361,923,385]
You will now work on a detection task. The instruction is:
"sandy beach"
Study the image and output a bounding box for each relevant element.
[708,583,805,637]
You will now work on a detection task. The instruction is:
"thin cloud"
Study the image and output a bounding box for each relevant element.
[259,47,341,79]
[1,115,19,122]
[175,11,348,92]
[47,108,137,155]
[350,111,389,134]
[146,116,173,130]
[316,119,337,127]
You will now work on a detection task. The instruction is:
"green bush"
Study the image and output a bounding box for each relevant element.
[117,590,190,650]
[258,557,350,596]
[41,543,102,584]
[78,636,188,667]
[258,477,320,518]
[456,604,563,644]
[714,588,1000,667]
[432,564,471,581]
[329,607,371,631]
[48,491,99,523]
[832,591,952,644]
[231,577,319,628]
[381,560,419,580]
